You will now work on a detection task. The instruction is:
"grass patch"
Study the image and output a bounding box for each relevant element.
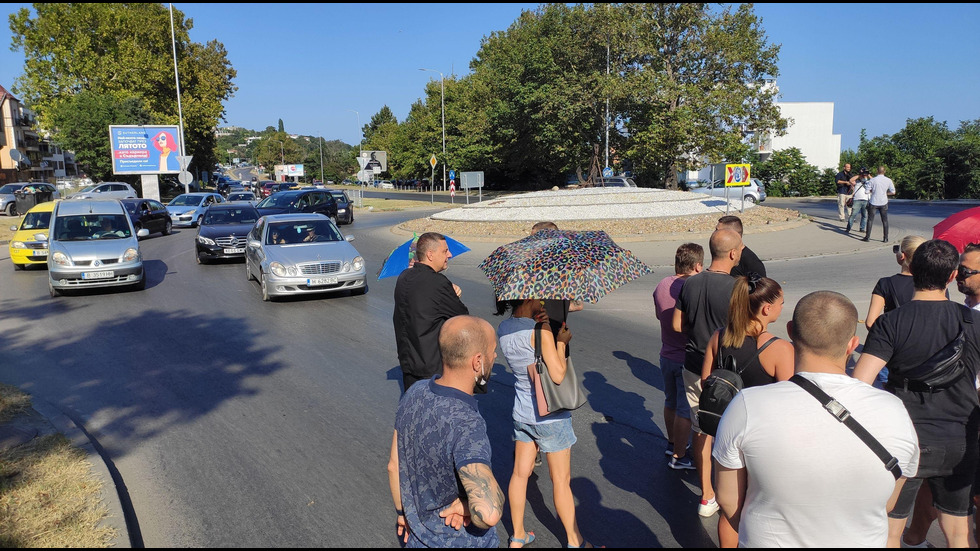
[0,384,115,547]
[359,198,461,212]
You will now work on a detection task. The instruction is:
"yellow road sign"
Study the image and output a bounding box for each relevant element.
[725,164,751,187]
[429,154,438,168]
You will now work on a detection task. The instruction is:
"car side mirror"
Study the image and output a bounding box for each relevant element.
[9,225,16,231]
[37,234,48,242]
[247,239,260,248]
[137,228,150,238]
[345,235,355,242]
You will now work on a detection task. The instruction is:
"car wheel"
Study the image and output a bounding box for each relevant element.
[163,220,172,235]
[196,215,203,227]
[197,253,207,265]
[743,195,758,204]
[48,281,61,297]
[260,272,271,302]
[132,274,146,291]
[13,263,25,271]
[4,203,14,216]
[246,258,254,281]
[351,284,368,296]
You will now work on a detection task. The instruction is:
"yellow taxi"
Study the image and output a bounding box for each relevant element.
[9,199,57,270]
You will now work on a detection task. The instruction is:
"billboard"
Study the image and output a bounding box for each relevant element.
[109,125,182,175]
[275,164,305,177]
[360,151,387,173]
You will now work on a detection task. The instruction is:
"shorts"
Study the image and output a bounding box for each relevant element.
[661,356,690,420]
[890,440,979,518]
[513,418,576,453]
[682,369,704,434]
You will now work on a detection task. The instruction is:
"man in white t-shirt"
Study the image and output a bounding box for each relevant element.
[713,291,919,547]
[863,166,896,243]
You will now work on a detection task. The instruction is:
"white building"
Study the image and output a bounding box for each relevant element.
[766,101,841,171]
[686,80,841,182]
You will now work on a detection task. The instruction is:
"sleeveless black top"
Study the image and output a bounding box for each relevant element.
[718,331,780,388]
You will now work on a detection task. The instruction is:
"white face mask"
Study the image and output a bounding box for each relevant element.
[473,360,488,394]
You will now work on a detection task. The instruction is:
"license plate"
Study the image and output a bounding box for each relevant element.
[223,248,245,254]
[32,249,47,256]
[307,277,338,286]
[81,270,114,280]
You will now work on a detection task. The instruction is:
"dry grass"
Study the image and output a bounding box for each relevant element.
[359,198,461,212]
[0,384,115,548]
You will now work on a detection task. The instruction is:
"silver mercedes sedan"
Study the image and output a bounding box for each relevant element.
[244,213,366,301]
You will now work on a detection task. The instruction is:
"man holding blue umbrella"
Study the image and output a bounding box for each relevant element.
[393,232,469,392]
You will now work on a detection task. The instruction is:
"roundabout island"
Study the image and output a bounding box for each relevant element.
[397,187,807,241]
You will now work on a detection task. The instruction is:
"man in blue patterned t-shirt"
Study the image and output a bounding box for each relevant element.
[388,315,505,547]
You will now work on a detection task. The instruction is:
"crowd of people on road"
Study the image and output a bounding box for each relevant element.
[384,201,980,547]
[837,163,898,242]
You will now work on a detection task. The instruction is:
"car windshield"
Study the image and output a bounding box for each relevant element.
[256,194,299,208]
[169,195,205,207]
[20,211,51,230]
[53,214,132,241]
[329,191,346,201]
[265,220,343,245]
[228,193,254,201]
[0,184,24,194]
[203,207,259,225]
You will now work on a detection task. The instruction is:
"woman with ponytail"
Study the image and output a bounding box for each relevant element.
[701,273,795,548]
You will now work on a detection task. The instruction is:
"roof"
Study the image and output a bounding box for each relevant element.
[55,200,125,216]
[260,213,329,223]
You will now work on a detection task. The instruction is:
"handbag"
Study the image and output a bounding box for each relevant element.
[887,305,973,391]
[529,322,588,416]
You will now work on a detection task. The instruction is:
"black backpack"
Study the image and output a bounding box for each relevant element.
[698,336,779,436]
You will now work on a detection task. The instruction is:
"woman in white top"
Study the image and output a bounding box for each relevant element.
[496,298,595,548]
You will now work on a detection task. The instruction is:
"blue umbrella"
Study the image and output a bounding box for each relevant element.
[377,234,471,279]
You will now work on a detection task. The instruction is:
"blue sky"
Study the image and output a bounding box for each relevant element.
[1,3,978,153]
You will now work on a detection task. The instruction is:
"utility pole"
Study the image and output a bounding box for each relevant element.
[420,68,446,191]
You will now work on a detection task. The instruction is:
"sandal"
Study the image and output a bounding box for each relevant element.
[509,531,536,547]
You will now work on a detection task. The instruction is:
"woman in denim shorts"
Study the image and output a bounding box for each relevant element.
[496,298,594,548]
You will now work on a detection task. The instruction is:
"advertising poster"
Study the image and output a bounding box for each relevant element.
[110,125,182,175]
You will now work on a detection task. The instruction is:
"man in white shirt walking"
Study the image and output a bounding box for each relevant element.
[714,290,919,547]
[863,166,896,243]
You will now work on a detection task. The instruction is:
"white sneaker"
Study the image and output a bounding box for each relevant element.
[698,497,719,517]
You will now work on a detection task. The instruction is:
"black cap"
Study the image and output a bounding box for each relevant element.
[859,166,870,174]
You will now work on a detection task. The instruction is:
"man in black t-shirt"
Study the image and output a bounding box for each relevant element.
[717,215,766,278]
[854,239,980,548]
[836,163,855,221]
[672,228,742,518]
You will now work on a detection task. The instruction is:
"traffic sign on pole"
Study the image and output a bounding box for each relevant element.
[429,154,437,168]
[177,155,194,171]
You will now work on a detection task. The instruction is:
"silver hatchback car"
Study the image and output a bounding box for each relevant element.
[689,178,767,204]
[46,200,149,296]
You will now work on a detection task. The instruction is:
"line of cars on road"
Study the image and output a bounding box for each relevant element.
[8,184,365,301]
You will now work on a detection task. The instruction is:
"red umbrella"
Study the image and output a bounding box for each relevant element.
[933,206,980,253]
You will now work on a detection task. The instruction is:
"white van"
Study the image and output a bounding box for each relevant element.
[46,200,149,297]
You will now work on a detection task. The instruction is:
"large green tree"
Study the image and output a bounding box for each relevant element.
[9,3,236,179]
[617,3,784,188]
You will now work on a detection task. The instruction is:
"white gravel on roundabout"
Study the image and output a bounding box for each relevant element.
[431,187,758,222]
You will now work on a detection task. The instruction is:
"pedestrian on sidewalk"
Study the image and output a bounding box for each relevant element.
[836,163,855,222]
[653,243,704,469]
[672,229,742,518]
[863,166,896,243]
[845,167,871,234]
[701,273,794,547]
[717,215,766,278]
[714,291,919,547]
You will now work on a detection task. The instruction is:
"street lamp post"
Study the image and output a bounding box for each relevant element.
[419,68,446,191]
[347,109,362,206]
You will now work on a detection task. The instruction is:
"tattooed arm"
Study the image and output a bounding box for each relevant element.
[456,463,504,530]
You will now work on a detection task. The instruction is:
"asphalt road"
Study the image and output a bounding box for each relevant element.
[0,196,972,547]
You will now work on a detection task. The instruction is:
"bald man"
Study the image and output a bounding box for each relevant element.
[714,291,918,547]
[670,228,742,517]
[388,315,504,547]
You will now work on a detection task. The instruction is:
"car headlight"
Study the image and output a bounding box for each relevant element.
[186,209,197,217]
[270,261,296,277]
[352,256,364,271]
[337,208,346,213]
[10,241,25,249]
[52,251,71,266]
[122,248,140,262]
[197,235,216,246]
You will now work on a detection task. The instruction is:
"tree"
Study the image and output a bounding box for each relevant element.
[8,3,236,177]
[47,89,152,181]
[754,148,820,197]
[617,3,784,188]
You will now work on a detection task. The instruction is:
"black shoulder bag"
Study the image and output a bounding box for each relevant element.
[888,305,973,392]
[791,374,902,480]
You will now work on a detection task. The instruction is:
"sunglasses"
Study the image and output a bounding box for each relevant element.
[958,266,980,280]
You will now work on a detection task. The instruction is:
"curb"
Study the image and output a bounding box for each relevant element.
[31,400,132,548]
